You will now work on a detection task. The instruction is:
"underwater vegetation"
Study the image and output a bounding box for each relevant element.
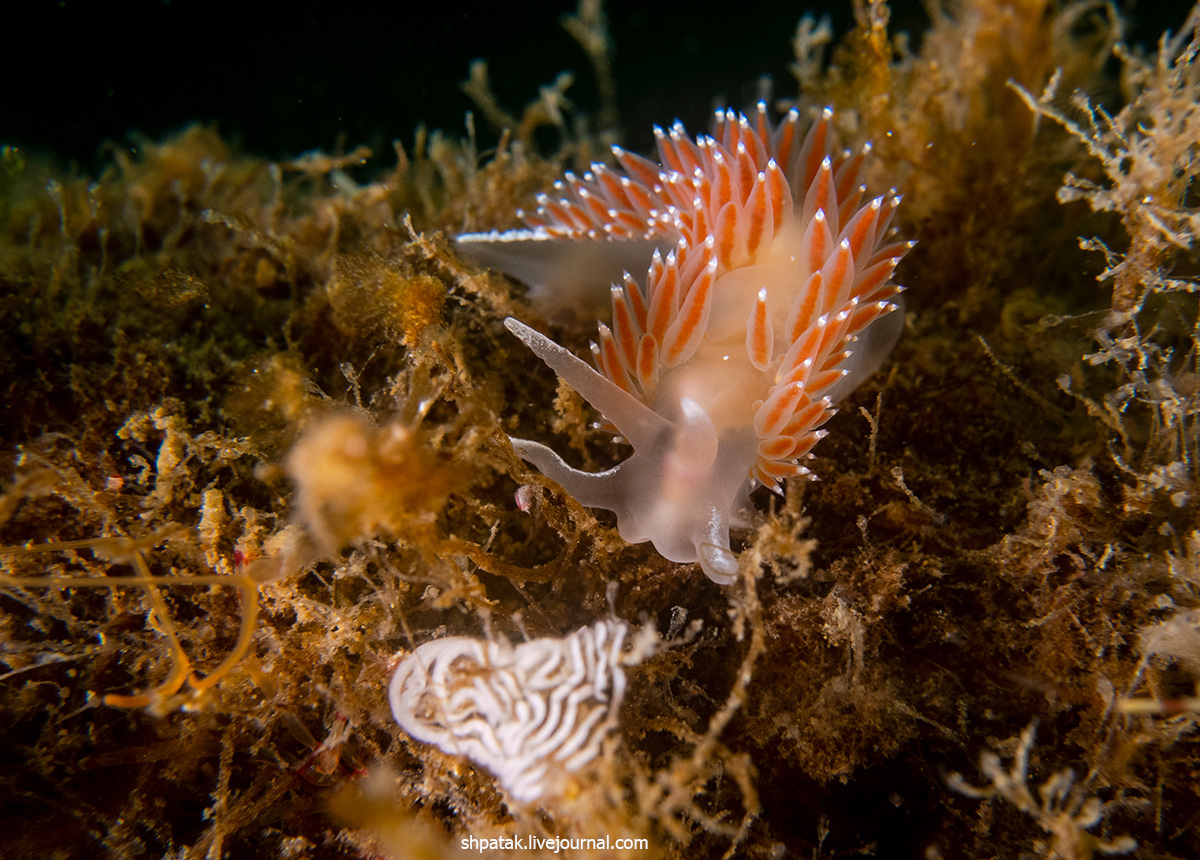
[1,1,1200,857]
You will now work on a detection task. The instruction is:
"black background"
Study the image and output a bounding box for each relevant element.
[4,1,1194,170]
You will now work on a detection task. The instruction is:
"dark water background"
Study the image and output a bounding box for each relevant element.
[7,1,1191,170]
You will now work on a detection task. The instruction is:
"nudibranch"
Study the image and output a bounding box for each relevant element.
[465,103,909,584]
[389,621,627,802]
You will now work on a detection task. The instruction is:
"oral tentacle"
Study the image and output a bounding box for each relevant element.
[505,318,671,452]
[509,438,629,513]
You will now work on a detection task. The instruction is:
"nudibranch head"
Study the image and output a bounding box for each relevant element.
[490,104,909,584]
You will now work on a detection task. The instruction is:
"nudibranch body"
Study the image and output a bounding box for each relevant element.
[472,104,909,584]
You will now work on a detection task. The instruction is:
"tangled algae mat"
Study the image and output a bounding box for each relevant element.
[3,2,1200,857]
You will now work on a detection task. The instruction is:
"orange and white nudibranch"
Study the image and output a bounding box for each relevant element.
[459,104,910,584]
